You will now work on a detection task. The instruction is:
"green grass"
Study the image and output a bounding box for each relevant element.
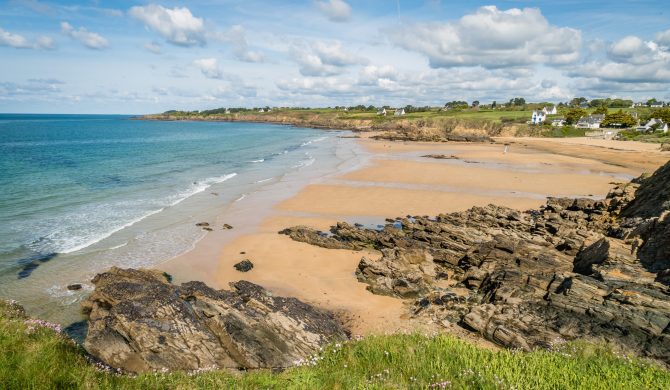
[541,126,587,138]
[618,130,670,143]
[1,300,668,389]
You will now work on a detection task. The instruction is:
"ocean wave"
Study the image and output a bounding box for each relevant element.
[249,159,265,163]
[292,154,316,168]
[235,193,247,202]
[255,178,273,183]
[300,136,327,147]
[167,173,237,207]
[34,173,238,255]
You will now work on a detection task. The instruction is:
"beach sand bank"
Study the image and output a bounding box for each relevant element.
[159,136,668,335]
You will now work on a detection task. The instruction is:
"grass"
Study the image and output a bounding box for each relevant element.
[618,130,670,143]
[1,300,669,389]
[541,126,587,138]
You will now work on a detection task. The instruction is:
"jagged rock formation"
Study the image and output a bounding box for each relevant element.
[82,268,347,373]
[281,162,670,363]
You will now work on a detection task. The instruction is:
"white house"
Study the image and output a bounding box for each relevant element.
[650,102,665,108]
[258,108,265,113]
[551,119,566,127]
[542,106,557,115]
[531,110,546,125]
[377,108,387,116]
[576,114,605,129]
[224,108,230,114]
[636,118,668,133]
[394,108,406,116]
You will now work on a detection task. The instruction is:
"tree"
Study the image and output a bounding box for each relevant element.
[570,97,588,107]
[565,108,587,124]
[601,110,636,128]
[508,97,526,106]
[651,108,670,123]
[647,98,658,107]
[491,101,497,108]
[592,105,608,115]
[472,100,480,107]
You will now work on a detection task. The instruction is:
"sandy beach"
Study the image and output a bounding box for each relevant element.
[159,136,669,336]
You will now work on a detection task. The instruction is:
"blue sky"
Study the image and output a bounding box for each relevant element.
[1,0,669,114]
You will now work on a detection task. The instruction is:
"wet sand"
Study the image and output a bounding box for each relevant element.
[160,136,668,335]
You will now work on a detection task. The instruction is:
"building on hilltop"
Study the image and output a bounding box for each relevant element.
[551,118,566,127]
[377,108,386,116]
[576,114,605,129]
[531,110,546,125]
[394,108,406,116]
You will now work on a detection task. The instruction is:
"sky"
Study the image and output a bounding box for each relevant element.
[1,0,669,114]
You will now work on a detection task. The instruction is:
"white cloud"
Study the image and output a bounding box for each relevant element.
[129,4,205,47]
[35,35,56,50]
[0,27,55,50]
[570,33,670,84]
[144,41,162,54]
[290,40,367,76]
[61,22,108,49]
[193,58,223,79]
[0,28,31,48]
[656,29,670,47]
[389,6,581,69]
[211,26,265,63]
[316,0,352,23]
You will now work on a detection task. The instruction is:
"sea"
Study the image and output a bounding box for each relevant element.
[0,114,363,327]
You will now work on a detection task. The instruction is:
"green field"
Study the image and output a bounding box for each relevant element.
[1,300,668,389]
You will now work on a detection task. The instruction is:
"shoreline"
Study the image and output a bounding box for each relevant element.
[159,134,669,336]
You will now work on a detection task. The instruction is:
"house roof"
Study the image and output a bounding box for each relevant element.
[577,114,605,124]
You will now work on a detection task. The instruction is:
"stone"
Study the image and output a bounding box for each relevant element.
[234,260,254,272]
[223,224,233,230]
[281,160,670,364]
[195,222,209,227]
[82,267,346,373]
[67,284,82,291]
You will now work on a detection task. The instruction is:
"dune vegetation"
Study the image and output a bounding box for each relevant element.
[1,300,668,390]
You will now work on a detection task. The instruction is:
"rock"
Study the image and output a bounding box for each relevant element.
[82,267,347,373]
[203,227,213,231]
[195,222,209,227]
[422,154,460,160]
[223,224,233,230]
[67,284,82,291]
[234,260,254,272]
[281,160,670,364]
[661,143,670,152]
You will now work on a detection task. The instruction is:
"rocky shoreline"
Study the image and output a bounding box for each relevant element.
[82,268,347,373]
[71,150,670,373]
[280,161,670,364]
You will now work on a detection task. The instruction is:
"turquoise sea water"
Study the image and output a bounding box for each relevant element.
[0,114,353,323]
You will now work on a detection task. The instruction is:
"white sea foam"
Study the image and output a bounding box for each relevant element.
[255,178,273,183]
[300,136,327,147]
[167,173,237,207]
[235,193,247,202]
[48,173,238,255]
[250,159,265,163]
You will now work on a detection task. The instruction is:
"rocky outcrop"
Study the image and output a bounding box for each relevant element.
[234,259,254,272]
[82,268,347,373]
[282,161,670,364]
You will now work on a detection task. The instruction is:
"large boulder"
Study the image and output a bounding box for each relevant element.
[82,267,347,373]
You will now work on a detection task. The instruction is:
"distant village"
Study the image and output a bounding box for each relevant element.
[160,96,670,141]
